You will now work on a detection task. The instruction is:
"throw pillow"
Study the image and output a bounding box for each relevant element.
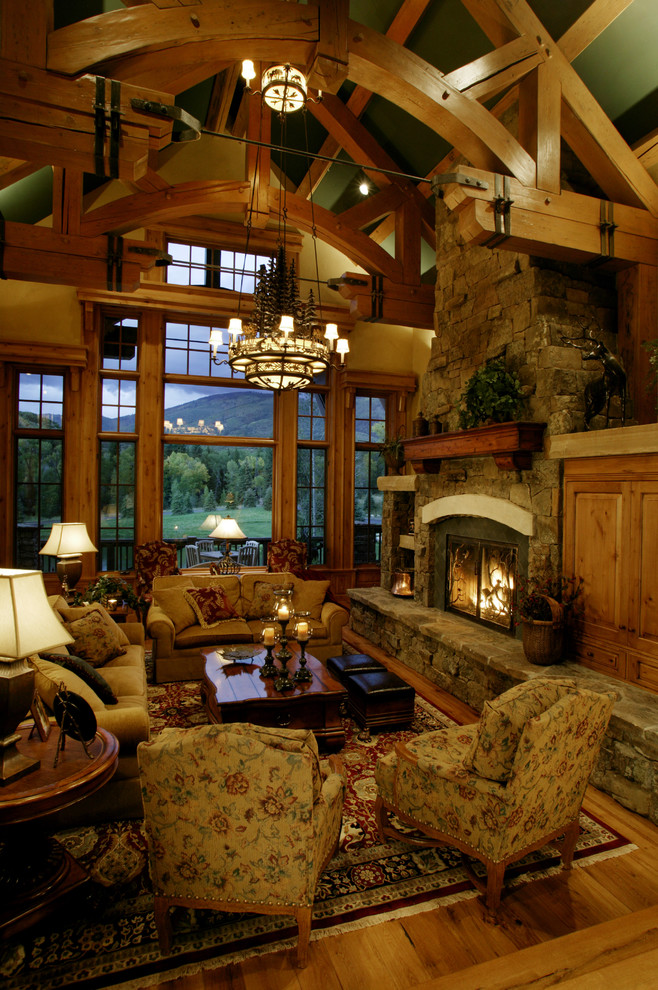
[58,602,131,647]
[29,654,106,713]
[39,652,118,705]
[65,606,127,667]
[152,586,196,633]
[244,580,279,620]
[292,578,330,620]
[184,587,240,628]
[464,677,578,782]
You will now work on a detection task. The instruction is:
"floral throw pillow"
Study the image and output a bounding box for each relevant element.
[244,581,279,620]
[184,587,240,628]
[65,606,127,668]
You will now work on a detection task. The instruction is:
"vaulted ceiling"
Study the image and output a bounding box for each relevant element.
[1,0,658,328]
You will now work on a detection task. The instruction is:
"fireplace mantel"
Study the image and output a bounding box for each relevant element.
[403,421,546,472]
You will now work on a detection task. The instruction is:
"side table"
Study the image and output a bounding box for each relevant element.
[0,723,119,939]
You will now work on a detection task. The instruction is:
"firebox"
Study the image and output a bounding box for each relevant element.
[446,536,517,632]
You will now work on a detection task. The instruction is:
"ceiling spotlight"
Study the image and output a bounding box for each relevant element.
[359,181,369,196]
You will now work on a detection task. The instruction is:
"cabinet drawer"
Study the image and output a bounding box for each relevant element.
[576,640,627,679]
[223,699,325,731]
[626,653,658,695]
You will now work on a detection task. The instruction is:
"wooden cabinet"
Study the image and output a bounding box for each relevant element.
[563,455,658,693]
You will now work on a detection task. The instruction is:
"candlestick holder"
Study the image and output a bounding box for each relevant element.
[294,638,312,682]
[260,625,279,677]
[273,615,295,691]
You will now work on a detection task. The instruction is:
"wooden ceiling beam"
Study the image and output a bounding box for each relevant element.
[337,186,407,231]
[559,0,636,61]
[459,0,516,48]
[518,61,561,194]
[329,272,434,329]
[268,188,404,282]
[1,0,52,67]
[52,168,83,236]
[46,2,319,76]
[443,34,540,98]
[0,158,40,191]
[80,179,251,237]
[206,63,242,133]
[490,0,658,215]
[2,222,164,291]
[296,0,431,199]
[307,0,349,95]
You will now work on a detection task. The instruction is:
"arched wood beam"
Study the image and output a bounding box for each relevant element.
[347,22,537,187]
[269,188,403,283]
[46,1,318,75]
[80,180,251,237]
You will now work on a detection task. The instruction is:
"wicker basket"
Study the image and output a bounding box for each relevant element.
[521,596,565,665]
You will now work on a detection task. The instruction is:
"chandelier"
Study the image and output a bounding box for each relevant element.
[209,62,348,391]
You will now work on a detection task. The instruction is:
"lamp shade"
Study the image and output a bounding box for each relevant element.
[39,522,97,558]
[210,517,246,541]
[0,569,74,658]
[201,513,223,531]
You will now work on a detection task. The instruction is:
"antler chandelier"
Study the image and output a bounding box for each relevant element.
[209,61,349,392]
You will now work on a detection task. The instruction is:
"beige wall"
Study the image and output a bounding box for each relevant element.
[0,280,82,343]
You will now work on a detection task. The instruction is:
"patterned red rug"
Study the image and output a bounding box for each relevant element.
[0,680,633,990]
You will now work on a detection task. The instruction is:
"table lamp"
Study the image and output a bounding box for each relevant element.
[201,513,223,532]
[39,522,98,597]
[209,516,245,571]
[0,569,74,784]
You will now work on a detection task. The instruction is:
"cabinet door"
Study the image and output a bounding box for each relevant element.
[628,482,658,659]
[563,480,630,644]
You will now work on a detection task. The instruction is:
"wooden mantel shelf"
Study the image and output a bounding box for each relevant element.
[403,421,546,473]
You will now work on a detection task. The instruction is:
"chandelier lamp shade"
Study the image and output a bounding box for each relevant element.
[241,60,316,114]
[0,569,74,784]
[39,522,98,595]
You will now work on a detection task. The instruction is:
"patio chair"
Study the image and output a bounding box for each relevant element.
[375,677,616,919]
[138,723,346,967]
[195,538,215,553]
[184,544,205,568]
[237,539,259,567]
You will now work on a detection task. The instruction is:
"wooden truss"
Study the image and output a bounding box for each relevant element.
[0,0,657,327]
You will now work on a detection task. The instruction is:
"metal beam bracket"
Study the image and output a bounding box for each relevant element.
[369,274,384,321]
[131,246,172,267]
[130,99,201,142]
[94,77,123,179]
[107,235,124,292]
[431,172,489,196]
[482,174,513,247]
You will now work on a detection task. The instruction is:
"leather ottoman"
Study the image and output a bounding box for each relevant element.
[327,653,385,682]
[347,670,415,735]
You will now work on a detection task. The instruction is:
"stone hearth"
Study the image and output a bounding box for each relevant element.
[348,586,658,825]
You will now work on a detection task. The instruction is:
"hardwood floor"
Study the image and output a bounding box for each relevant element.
[145,631,658,989]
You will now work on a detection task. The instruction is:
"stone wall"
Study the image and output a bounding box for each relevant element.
[410,202,618,607]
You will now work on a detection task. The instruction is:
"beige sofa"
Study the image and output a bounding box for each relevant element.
[29,596,150,825]
[147,572,349,683]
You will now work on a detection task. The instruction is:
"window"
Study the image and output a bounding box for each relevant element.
[101,314,139,432]
[166,241,272,293]
[99,440,136,571]
[354,394,386,565]
[14,373,64,570]
[297,390,327,563]
[163,383,273,439]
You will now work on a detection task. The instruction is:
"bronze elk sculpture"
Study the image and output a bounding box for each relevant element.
[561,322,626,429]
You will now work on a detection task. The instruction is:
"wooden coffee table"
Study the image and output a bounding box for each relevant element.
[201,645,347,750]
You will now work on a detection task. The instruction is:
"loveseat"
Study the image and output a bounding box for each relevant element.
[147,572,349,683]
[29,596,150,825]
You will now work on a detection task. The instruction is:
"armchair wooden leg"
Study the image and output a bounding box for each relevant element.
[295,906,312,968]
[560,817,581,871]
[153,896,173,955]
[484,861,505,921]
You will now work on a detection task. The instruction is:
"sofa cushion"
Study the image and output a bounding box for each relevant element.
[175,619,253,647]
[58,602,131,647]
[240,572,293,618]
[30,655,106,713]
[464,677,578,782]
[292,577,330,620]
[39,652,118,705]
[152,586,196,633]
[63,604,128,667]
[184,587,240,628]
[191,575,242,614]
[243,580,279,620]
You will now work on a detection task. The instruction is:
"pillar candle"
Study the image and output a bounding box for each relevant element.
[277,604,290,621]
[263,626,275,645]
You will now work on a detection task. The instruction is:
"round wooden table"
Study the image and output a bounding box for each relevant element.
[0,724,119,939]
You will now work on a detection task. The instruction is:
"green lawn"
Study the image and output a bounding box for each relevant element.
[162,507,272,540]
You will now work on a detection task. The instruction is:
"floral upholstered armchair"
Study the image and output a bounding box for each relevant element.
[137,722,346,967]
[375,677,616,918]
[267,538,308,578]
[134,540,180,606]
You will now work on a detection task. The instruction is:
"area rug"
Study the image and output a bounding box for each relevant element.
[0,681,633,990]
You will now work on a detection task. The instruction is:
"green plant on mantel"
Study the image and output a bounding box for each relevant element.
[458,357,524,429]
[378,427,406,474]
